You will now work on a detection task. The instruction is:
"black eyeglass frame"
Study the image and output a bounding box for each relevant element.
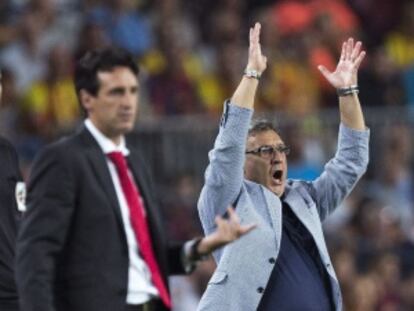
[245,145,291,158]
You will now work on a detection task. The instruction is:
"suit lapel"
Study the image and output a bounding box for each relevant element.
[80,129,125,227]
[261,187,283,241]
[284,186,334,275]
[259,183,322,249]
[284,186,320,241]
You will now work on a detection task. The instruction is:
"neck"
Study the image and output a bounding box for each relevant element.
[108,135,122,146]
[89,119,122,146]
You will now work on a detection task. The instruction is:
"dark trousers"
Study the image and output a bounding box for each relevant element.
[0,300,19,311]
[126,299,164,311]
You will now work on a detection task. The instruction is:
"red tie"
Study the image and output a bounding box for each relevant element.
[107,152,172,308]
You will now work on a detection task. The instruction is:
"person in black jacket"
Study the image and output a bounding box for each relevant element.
[16,48,255,311]
[0,71,24,311]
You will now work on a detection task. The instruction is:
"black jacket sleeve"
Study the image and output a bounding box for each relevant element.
[16,145,75,311]
[0,137,22,303]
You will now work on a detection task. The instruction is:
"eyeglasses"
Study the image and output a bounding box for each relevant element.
[245,145,290,159]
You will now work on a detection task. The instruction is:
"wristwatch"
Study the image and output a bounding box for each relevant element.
[337,85,359,97]
[244,69,261,80]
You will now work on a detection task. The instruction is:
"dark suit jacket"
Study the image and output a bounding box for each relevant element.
[0,137,22,311]
[16,127,186,311]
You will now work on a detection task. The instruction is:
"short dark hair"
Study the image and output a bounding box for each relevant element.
[248,119,279,137]
[74,47,139,98]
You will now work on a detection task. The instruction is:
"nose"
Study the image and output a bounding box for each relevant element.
[271,158,282,165]
[271,150,284,162]
[121,92,137,109]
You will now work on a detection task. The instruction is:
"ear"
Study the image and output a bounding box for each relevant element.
[80,89,94,113]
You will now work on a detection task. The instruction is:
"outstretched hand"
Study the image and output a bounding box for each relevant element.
[214,207,256,244]
[197,207,256,256]
[247,23,267,74]
[318,38,366,89]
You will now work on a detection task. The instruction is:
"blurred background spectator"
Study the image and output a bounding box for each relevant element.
[1,0,414,310]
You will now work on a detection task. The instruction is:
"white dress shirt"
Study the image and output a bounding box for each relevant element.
[85,119,159,304]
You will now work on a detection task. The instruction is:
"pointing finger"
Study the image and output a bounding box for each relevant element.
[239,223,257,235]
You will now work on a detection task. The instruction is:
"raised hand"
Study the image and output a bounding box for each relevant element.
[247,23,267,74]
[318,38,366,89]
[230,22,267,109]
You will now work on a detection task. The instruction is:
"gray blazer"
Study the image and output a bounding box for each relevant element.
[197,102,369,311]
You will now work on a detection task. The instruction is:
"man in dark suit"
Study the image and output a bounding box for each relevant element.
[0,72,24,311]
[16,48,254,311]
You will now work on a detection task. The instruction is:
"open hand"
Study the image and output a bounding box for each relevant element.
[318,38,366,89]
[196,207,256,256]
[246,23,267,74]
[214,207,256,244]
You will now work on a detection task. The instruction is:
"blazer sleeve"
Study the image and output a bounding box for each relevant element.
[198,102,253,233]
[167,242,188,275]
[0,137,22,232]
[303,124,370,221]
[0,138,22,297]
[16,145,76,311]
[0,138,22,180]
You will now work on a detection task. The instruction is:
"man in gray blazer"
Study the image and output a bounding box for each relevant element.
[197,23,369,311]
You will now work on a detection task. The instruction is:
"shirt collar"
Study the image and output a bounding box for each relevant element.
[84,119,130,156]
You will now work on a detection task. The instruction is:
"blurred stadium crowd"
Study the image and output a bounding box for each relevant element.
[1,0,414,310]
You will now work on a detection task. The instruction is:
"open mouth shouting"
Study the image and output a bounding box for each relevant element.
[272,168,284,185]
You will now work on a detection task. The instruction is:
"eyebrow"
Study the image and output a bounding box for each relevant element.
[108,85,138,94]
[260,143,286,148]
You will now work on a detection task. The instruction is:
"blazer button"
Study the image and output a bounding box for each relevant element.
[268,257,276,264]
[257,287,264,294]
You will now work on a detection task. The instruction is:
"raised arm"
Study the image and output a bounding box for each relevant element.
[307,38,369,220]
[231,23,267,109]
[318,38,366,130]
[198,23,267,232]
